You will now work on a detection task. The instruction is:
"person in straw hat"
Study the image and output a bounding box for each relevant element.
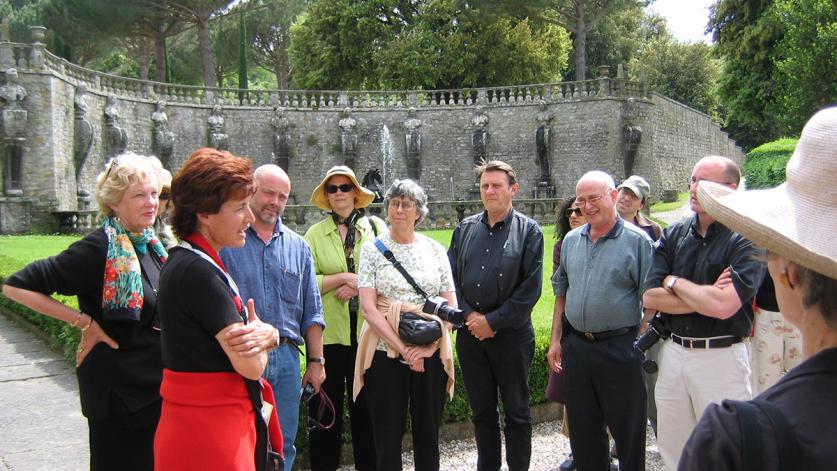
[679,106,837,470]
[303,166,386,470]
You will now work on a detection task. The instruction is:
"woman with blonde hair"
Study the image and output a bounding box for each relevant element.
[3,152,168,470]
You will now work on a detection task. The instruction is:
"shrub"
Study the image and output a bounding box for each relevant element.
[743,138,798,189]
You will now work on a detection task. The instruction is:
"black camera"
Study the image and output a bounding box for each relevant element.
[633,314,670,374]
[422,296,465,329]
[300,382,315,402]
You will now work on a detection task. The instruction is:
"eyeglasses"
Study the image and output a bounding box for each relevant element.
[325,184,354,194]
[575,194,603,207]
[690,176,733,186]
[565,207,582,217]
[388,199,416,211]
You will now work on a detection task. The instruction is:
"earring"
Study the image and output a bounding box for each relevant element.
[779,267,796,289]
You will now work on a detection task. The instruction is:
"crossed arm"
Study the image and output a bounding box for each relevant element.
[643,267,741,319]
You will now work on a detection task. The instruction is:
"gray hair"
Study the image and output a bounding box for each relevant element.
[384,179,429,224]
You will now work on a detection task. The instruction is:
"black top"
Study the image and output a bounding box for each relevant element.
[448,209,544,332]
[646,214,765,338]
[755,273,780,312]
[5,228,163,419]
[680,348,837,471]
[157,247,245,373]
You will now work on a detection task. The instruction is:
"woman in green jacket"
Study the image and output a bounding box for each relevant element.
[304,166,386,471]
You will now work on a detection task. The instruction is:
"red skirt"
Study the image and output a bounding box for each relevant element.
[154,369,281,471]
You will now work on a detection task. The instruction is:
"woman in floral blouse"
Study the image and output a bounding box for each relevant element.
[353,179,457,471]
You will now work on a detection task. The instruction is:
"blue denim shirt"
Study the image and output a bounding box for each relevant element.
[221,218,324,345]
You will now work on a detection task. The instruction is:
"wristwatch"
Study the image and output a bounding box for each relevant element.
[666,276,680,291]
[307,356,326,365]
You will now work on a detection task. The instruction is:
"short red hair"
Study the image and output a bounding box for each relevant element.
[170,148,255,238]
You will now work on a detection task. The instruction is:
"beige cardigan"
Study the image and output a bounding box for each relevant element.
[353,295,455,400]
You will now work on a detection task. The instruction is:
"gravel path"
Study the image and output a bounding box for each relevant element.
[339,416,664,471]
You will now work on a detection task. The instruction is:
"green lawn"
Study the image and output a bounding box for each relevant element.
[423,225,557,334]
[0,234,82,309]
[649,191,690,212]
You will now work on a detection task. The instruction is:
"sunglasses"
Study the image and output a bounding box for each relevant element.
[565,207,583,217]
[103,158,119,181]
[159,191,170,201]
[325,184,354,194]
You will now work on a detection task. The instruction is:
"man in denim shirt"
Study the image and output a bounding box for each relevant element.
[221,164,325,471]
[548,170,653,471]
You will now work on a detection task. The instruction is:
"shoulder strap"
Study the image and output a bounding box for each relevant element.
[728,399,801,471]
[373,238,429,298]
[730,400,764,471]
[751,399,802,469]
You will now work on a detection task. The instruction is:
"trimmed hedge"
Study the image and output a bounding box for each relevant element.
[743,138,798,189]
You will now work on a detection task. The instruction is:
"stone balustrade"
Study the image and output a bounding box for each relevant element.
[0,37,648,110]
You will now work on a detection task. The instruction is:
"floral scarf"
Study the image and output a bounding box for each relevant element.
[101,217,168,321]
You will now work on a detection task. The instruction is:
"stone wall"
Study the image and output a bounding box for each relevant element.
[0,34,743,234]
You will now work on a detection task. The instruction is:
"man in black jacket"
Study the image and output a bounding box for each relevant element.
[448,161,544,471]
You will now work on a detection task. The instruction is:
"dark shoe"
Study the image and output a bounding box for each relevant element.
[558,455,576,471]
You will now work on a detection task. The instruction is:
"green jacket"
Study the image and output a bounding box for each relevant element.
[304,214,387,346]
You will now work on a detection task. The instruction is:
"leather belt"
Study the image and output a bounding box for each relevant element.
[670,333,742,349]
[571,326,633,342]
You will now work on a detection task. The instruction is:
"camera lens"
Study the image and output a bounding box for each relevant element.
[642,359,658,374]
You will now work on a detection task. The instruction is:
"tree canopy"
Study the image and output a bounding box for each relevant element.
[289,0,571,90]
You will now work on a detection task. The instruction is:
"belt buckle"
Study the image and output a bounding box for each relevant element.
[584,332,595,341]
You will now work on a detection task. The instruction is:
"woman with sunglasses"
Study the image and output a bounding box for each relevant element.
[546,196,587,471]
[303,166,386,470]
[679,107,837,470]
[353,179,457,471]
[3,153,168,470]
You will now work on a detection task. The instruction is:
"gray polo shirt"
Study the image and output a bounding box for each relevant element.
[552,218,653,333]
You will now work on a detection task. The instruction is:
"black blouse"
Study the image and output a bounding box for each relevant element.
[157,247,245,373]
[5,228,164,420]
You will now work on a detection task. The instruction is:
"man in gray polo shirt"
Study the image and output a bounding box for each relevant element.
[547,170,653,471]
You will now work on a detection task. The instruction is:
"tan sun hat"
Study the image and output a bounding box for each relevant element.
[697,106,837,280]
[311,165,376,211]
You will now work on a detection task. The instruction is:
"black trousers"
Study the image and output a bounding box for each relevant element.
[564,328,647,471]
[363,350,447,471]
[456,325,535,471]
[309,343,376,471]
[88,394,161,471]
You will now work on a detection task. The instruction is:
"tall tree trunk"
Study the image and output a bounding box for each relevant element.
[574,2,587,81]
[155,31,167,82]
[275,54,290,89]
[197,13,218,88]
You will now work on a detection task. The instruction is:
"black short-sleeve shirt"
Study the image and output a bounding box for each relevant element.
[157,247,246,373]
[646,214,765,338]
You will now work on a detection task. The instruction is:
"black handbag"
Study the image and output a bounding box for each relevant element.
[398,312,442,345]
[373,239,443,345]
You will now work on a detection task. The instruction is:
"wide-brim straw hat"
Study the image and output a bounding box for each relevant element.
[311,165,376,211]
[697,107,837,280]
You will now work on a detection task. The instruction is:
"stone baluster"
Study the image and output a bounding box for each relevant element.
[28,26,47,69]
